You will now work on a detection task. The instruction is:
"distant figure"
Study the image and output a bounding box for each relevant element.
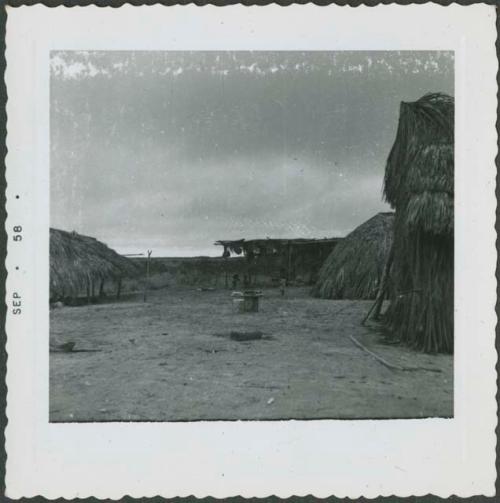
[279,277,286,297]
[232,274,240,289]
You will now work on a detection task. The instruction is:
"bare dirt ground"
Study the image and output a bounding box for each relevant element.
[50,287,453,421]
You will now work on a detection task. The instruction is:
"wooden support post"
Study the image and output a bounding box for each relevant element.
[372,242,394,320]
[362,242,394,325]
[224,258,228,289]
[116,277,122,300]
[143,249,152,302]
[245,249,251,287]
[287,243,293,285]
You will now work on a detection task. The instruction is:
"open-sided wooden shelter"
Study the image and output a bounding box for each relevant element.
[215,237,341,286]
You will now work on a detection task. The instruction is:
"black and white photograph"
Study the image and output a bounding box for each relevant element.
[49,50,454,422]
[5,4,497,498]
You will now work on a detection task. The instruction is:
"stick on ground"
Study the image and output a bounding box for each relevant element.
[349,335,442,373]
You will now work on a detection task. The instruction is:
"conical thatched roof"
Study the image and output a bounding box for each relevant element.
[384,93,454,235]
[383,93,454,353]
[50,228,139,300]
[312,212,394,300]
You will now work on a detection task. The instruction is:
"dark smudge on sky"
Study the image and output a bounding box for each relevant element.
[51,51,453,256]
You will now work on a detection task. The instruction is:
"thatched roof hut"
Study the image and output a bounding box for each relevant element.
[383,93,454,353]
[50,228,139,301]
[312,212,394,300]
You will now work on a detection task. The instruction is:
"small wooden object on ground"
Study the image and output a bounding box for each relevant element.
[230,330,263,341]
[231,290,263,313]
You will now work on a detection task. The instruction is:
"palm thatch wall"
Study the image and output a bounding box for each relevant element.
[312,212,394,300]
[383,93,454,353]
[50,228,139,301]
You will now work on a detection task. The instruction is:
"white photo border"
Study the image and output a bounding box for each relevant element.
[4,4,498,499]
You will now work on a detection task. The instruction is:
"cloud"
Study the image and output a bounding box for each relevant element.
[50,50,453,256]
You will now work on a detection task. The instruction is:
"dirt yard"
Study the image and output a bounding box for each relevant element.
[49,287,453,421]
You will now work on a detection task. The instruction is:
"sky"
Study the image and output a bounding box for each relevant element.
[50,51,454,257]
